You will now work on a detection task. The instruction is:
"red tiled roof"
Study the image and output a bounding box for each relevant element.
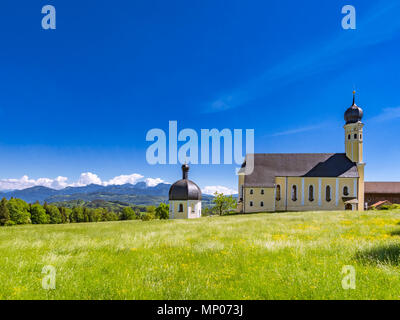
[370,200,391,207]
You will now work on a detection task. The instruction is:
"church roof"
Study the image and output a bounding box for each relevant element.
[169,164,202,201]
[240,153,359,187]
[344,92,363,124]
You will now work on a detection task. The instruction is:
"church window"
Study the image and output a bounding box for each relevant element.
[261,189,264,195]
[360,134,362,140]
[354,134,357,139]
[292,185,297,202]
[276,185,281,201]
[178,204,183,212]
[249,201,253,207]
[250,189,253,195]
[326,186,332,202]
[343,186,349,196]
[260,201,264,207]
[309,185,314,202]
[348,134,351,140]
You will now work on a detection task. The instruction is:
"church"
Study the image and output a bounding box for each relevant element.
[168,163,202,219]
[238,92,365,212]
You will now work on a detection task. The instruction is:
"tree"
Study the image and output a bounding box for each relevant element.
[140,206,156,221]
[146,205,156,216]
[7,198,31,224]
[202,206,212,216]
[71,207,84,223]
[59,207,71,223]
[212,192,237,216]
[0,198,10,225]
[83,207,90,222]
[46,205,62,224]
[30,203,49,224]
[120,207,136,220]
[155,203,169,219]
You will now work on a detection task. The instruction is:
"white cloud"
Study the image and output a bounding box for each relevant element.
[73,172,102,186]
[0,175,69,191]
[0,172,168,191]
[145,177,168,187]
[104,173,144,186]
[202,185,237,195]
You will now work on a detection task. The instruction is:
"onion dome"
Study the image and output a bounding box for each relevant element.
[344,91,364,124]
[168,164,202,201]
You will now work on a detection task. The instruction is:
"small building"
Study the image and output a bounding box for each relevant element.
[238,92,366,212]
[369,200,392,210]
[365,182,400,206]
[168,164,202,219]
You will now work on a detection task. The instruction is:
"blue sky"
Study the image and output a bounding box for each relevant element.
[0,0,400,193]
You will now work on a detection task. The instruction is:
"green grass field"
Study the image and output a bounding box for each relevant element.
[2,210,400,300]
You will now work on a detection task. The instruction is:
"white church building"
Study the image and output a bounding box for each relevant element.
[168,164,202,219]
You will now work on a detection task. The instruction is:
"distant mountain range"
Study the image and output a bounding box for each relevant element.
[0,182,216,206]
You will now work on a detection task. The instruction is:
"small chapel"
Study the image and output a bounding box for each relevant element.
[168,163,202,219]
[238,92,365,213]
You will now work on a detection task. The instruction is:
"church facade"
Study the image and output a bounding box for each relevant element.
[238,93,365,212]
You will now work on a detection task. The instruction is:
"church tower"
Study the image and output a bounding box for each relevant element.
[344,91,364,163]
[344,91,365,210]
[168,164,202,219]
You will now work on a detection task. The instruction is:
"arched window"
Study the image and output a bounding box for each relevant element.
[292,185,297,202]
[276,185,281,201]
[261,189,264,195]
[260,201,264,207]
[178,204,183,212]
[326,186,331,202]
[309,185,314,202]
[249,201,253,207]
[343,186,349,196]
[348,134,351,140]
[354,134,357,139]
[250,189,253,195]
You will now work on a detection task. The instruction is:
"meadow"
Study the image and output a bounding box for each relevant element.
[1,210,400,300]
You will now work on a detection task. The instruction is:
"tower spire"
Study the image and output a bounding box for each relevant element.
[352,90,356,105]
[181,163,189,179]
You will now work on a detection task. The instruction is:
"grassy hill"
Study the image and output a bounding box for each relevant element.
[1,210,400,299]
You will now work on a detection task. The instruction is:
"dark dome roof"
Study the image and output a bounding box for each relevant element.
[169,164,202,201]
[344,93,363,124]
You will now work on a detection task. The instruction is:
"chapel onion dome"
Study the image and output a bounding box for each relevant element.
[344,91,364,124]
[168,164,202,201]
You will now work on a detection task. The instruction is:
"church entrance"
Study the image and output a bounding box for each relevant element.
[345,204,353,211]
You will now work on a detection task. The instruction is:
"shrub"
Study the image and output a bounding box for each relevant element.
[379,204,400,211]
[155,203,169,220]
[120,207,136,220]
